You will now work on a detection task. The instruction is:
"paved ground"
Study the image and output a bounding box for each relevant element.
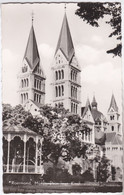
[3,183,123,193]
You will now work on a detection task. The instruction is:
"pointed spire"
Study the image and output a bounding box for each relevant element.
[86,97,90,108]
[24,23,40,69]
[64,3,66,12]
[108,94,118,112]
[82,98,91,118]
[91,95,97,110]
[32,11,34,25]
[55,13,75,61]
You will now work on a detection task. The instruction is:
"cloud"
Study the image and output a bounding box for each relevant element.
[91,35,103,45]
[81,62,121,85]
[75,44,103,65]
[2,49,21,105]
[38,43,54,59]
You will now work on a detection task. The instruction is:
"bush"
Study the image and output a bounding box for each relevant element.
[82,168,94,182]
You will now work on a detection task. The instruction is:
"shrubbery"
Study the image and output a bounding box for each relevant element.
[43,167,94,183]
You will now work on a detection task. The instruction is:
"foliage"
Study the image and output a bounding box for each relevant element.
[43,167,71,183]
[3,104,32,126]
[75,2,121,57]
[72,163,82,175]
[2,103,90,175]
[82,167,94,182]
[97,154,110,182]
[111,166,116,181]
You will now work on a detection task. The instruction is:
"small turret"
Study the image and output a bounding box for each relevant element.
[91,95,97,110]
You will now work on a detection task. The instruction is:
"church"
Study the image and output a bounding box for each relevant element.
[3,8,123,181]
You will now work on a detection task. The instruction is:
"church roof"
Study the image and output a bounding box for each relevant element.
[30,100,43,109]
[91,109,103,121]
[108,94,118,112]
[91,95,97,108]
[105,132,122,145]
[82,98,91,118]
[55,13,75,61]
[24,25,40,69]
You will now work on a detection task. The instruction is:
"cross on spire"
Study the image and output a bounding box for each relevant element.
[64,3,66,12]
[31,11,34,25]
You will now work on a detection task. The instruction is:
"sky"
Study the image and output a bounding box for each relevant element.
[1,2,122,118]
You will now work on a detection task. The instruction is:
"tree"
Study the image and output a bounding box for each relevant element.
[97,154,111,182]
[2,103,90,182]
[75,2,121,57]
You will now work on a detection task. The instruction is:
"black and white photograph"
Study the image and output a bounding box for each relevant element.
[1,1,123,193]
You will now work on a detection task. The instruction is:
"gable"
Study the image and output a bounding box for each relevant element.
[24,100,40,116]
[54,49,68,66]
[70,55,81,70]
[83,107,94,123]
[109,107,115,113]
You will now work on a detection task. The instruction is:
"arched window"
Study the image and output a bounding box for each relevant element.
[37,80,39,89]
[59,86,61,96]
[74,104,75,113]
[112,126,114,131]
[62,85,64,96]
[26,79,29,87]
[25,93,28,100]
[21,94,23,103]
[75,88,77,99]
[71,86,73,97]
[34,93,36,101]
[37,94,39,102]
[61,70,64,79]
[73,87,75,98]
[55,86,58,97]
[72,72,75,80]
[55,71,58,80]
[24,93,26,102]
[76,104,77,114]
[71,103,73,112]
[58,70,61,80]
[24,79,26,87]
[22,80,23,88]
[75,72,77,82]
[34,79,36,88]
[39,95,41,103]
[39,81,41,90]
[71,70,73,80]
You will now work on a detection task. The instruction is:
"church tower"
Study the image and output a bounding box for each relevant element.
[51,12,81,115]
[18,18,45,106]
[107,94,121,135]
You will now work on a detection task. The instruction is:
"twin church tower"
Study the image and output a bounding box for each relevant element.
[18,12,81,114]
[18,11,120,135]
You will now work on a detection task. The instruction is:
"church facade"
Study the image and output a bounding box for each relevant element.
[51,13,81,115]
[18,21,45,115]
[16,11,123,178]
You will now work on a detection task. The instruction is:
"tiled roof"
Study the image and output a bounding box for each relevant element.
[105,132,122,145]
[55,13,75,61]
[81,98,91,118]
[24,25,40,69]
[91,95,97,107]
[30,99,43,109]
[91,109,103,121]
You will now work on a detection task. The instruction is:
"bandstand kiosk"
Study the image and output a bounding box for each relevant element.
[3,124,44,183]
